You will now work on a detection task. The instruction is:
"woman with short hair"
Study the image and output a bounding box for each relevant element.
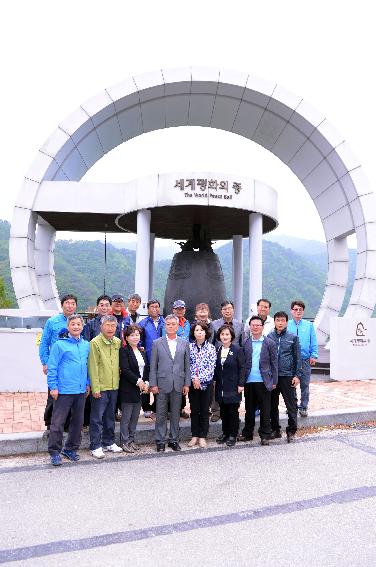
[119,324,149,453]
[188,322,217,448]
[214,324,245,447]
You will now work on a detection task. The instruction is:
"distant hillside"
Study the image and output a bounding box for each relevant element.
[0,219,359,318]
[265,234,328,256]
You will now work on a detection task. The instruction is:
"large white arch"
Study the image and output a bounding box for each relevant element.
[10,67,376,344]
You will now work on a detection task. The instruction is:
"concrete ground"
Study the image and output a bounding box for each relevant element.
[0,426,375,566]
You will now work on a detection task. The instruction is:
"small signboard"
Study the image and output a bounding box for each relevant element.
[330,317,376,380]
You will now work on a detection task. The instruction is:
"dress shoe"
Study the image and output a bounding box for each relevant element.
[168,441,182,451]
[270,430,282,439]
[260,438,270,446]
[187,437,198,447]
[156,443,165,452]
[211,414,221,423]
[226,436,236,447]
[216,434,228,444]
[237,434,253,442]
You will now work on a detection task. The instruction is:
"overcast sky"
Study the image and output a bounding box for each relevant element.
[1,0,374,248]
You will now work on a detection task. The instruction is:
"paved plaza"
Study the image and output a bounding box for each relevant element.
[1,380,376,435]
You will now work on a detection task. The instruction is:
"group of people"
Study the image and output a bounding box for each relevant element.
[39,292,318,466]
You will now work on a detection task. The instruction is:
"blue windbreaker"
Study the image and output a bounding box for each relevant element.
[47,335,90,394]
[39,313,69,365]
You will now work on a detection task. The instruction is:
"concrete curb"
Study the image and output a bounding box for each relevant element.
[1,406,375,457]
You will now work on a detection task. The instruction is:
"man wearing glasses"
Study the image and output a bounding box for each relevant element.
[288,300,318,417]
[239,316,278,445]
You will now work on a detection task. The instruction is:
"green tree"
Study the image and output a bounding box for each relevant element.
[0,275,12,308]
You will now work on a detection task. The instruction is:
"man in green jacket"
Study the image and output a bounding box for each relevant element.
[88,315,123,458]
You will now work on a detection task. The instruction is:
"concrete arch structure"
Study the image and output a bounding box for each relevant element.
[10,67,376,344]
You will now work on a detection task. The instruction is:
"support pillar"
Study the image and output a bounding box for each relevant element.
[249,213,263,311]
[232,235,243,321]
[148,233,155,298]
[135,209,151,302]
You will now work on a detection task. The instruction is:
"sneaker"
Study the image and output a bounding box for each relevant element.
[299,408,308,417]
[180,410,190,419]
[143,411,152,418]
[91,447,105,459]
[104,443,123,453]
[115,410,122,422]
[260,438,270,446]
[122,442,135,453]
[287,433,295,443]
[131,442,141,451]
[50,454,62,466]
[61,449,80,462]
[211,414,221,423]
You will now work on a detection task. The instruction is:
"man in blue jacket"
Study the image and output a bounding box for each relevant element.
[139,299,165,418]
[288,300,318,417]
[47,314,90,466]
[268,311,302,443]
[239,316,278,445]
[83,294,112,341]
[39,294,78,430]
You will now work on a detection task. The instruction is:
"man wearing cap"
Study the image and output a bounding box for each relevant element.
[110,294,128,340]
[168,299,190,417]
[172,299,190,341]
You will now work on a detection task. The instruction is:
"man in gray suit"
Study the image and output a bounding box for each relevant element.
[149,314,191,452]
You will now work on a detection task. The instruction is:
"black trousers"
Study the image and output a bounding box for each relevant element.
[242,382,272,439]
[271,376,298,434]
[219,402,240,438]
[44,388,71,430]
[48,393,85,455]
[189,385,212,438]
[141,392,156,413]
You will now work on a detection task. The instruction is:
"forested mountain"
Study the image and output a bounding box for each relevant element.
[0,219,357,319]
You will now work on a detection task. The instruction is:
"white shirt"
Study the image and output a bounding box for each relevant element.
[167,336,177,359]
[244,315,274,338]
[134,348,145,378]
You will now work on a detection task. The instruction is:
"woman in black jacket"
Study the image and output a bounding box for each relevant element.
[214,324,245,447]
[119,324,149,452]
